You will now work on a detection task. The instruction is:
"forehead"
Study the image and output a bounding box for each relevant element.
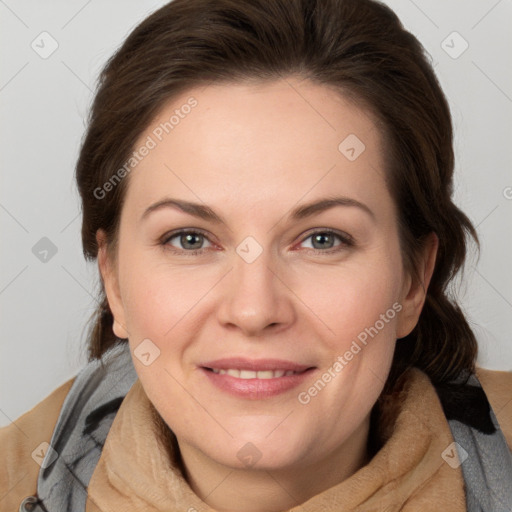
[123,78,391,219]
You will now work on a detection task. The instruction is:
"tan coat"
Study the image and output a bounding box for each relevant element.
[1,367,512,511]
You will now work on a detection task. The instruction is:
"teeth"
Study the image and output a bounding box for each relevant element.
[210,368,298,379]
[257,370,274,379]
[238,370,254,379]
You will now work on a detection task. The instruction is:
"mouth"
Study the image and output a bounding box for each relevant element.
[199,358,316,399]
[206,368,303,378]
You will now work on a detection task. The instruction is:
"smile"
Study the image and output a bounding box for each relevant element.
[199,358,316,399]
[208,368,300,378]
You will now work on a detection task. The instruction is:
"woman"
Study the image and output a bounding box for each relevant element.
[2,0,511,510]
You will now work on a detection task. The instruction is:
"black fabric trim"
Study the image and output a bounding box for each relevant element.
[435,382,496,435]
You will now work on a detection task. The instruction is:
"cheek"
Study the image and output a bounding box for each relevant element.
[118,250,221,340]
[291,257,402,348]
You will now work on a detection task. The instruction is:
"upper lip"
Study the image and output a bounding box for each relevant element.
[200,358,314,372]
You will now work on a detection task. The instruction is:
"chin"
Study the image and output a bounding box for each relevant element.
[201,429,311,471]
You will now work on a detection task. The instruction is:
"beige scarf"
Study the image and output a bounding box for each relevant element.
[85,367,466,511]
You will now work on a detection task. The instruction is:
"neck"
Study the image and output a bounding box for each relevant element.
[171,414,372,512]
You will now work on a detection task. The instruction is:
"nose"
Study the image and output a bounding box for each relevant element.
[216,243,296,337]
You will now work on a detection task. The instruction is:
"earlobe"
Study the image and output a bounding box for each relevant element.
[396,232,439,339]
[96,230,129,339]
[112,319,129,339]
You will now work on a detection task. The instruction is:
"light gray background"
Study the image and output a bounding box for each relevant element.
[1,0,511,428]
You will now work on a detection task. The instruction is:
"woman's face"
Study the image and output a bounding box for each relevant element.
[99,77,432,473]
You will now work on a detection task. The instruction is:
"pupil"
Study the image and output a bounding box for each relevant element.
[314,233,332,249]
[184,233,201,249]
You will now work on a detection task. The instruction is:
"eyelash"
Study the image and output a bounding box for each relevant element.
[159,228,355,257]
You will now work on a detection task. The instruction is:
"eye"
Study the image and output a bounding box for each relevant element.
[298,229,354,254]
[161,229,213,255]
[160,228,354,256]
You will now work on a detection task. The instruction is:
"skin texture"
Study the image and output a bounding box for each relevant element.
[97,77,438,512]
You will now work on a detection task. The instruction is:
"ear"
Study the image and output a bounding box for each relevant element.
[396,232,439,339]
[96,229,129,339]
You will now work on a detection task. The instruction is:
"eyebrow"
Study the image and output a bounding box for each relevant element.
[141,195,375,224]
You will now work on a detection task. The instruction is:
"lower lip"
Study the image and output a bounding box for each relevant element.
[200,367,315,400]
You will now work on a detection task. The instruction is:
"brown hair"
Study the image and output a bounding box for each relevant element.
[76,0,479,391]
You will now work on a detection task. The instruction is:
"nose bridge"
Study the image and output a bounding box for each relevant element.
[234,236,275,293]
[233,235,277,305]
